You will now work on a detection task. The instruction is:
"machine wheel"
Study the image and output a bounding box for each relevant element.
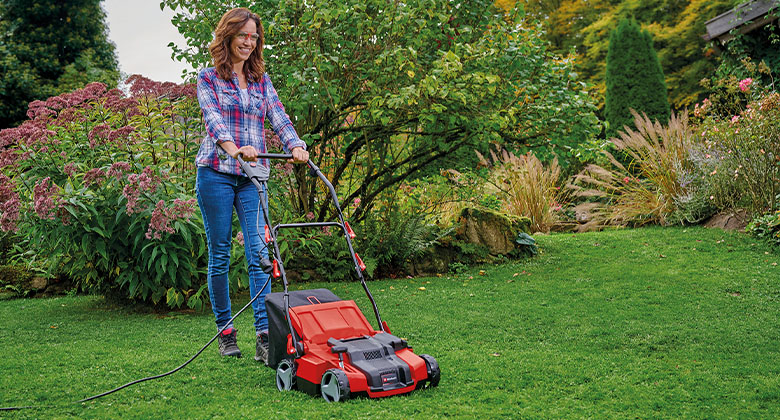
[275,358,297,391]
[420,354,440,388]
[320,368,350,402]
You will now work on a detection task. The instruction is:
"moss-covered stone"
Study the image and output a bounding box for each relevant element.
[455,207,531,255]
[0,264,72,297]
[0,264,34,286]
[404,243,465,276]
[0,264,35,296]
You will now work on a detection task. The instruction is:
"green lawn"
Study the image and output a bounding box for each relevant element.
[1,226,779,419]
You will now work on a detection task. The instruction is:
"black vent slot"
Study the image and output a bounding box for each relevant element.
[364,350,382,360]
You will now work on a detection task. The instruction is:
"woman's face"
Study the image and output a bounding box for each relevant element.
[230,19,258,65]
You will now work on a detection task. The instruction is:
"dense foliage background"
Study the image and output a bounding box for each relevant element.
[163,0,601,222]
[507,0,743,108]
[0,0,778,308]
[0,0,119,128]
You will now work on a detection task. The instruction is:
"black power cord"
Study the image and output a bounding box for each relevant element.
[0,274,271,412]
[2,202,275,412]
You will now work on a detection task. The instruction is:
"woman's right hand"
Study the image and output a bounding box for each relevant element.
[234,145,259,162]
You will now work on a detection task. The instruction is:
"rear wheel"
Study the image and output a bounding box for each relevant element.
[420,354,440,388]
[275,359,296,391]
[320,368,350,402]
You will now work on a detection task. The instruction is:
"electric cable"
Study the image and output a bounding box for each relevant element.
[1,189,276,412]
[0,271,271,412]
[75,274,270,404]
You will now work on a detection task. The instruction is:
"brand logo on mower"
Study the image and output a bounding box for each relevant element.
[381,372,398,384]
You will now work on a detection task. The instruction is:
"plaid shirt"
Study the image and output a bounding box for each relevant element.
[195,67,306,175]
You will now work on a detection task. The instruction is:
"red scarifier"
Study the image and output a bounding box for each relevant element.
[284,300,431,399]
[235,153,440,402]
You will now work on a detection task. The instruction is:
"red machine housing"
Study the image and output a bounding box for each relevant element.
[236,153,439,401]
[283,299,430,398]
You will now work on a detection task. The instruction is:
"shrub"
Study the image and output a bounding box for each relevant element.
[605,18,670,138]
[697,57,765,120]
[746,210,780,248]
[0,77,212,309]
[164,0,602,223]
[279,178,454,281]
[359,184,452,277]
[694,63,780,214]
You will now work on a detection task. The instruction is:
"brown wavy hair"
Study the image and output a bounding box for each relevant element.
[209,8,265,81]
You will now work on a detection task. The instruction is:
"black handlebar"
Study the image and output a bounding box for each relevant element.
[236,152,322,177]
[235,151,387,342]
[244,152,294,160]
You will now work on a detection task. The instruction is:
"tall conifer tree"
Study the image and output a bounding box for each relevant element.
[0,0,118,127]
[605,18,670,138]
[519,0,736,109]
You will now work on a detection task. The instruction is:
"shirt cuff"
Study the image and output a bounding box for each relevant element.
[215,135,233,145]
[286,140,307,152]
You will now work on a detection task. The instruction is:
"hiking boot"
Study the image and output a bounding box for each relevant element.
[255,332,269,364]
[218,327,241,358]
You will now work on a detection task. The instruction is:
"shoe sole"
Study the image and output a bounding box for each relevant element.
[255,348,268,363]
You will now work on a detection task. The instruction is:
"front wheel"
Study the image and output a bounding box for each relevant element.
[420,354,440,388]
[320,368,350,402]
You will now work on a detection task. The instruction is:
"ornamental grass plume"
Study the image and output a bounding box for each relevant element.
[569,110,699,227]
[477,147,568,233]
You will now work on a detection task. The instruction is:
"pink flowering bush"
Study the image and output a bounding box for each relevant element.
[698,58,771,123]
[694,89,780,213]
[0,76,210,309]
[690,58,779,214]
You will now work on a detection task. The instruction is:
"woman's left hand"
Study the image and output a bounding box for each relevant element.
[290,147,309,164]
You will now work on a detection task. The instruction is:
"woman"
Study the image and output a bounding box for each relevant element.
[195,7,309,362]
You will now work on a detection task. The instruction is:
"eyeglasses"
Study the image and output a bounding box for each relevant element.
[234,32,260,42]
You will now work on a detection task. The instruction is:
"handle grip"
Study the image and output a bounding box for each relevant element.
[237,152,318,173]
[248,153,293,160]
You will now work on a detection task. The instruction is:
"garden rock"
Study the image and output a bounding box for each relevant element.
[455,207,531,255]
[704,210,749,231]
[573,202,602,233]
[0,265,72,296]
[0,264,33,290]
[40,279,72,296]
[405,244,458,276]
[574,202,599,224]
[31,276,48,290]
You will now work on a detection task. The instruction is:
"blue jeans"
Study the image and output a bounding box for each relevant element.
[196,166,270,333]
